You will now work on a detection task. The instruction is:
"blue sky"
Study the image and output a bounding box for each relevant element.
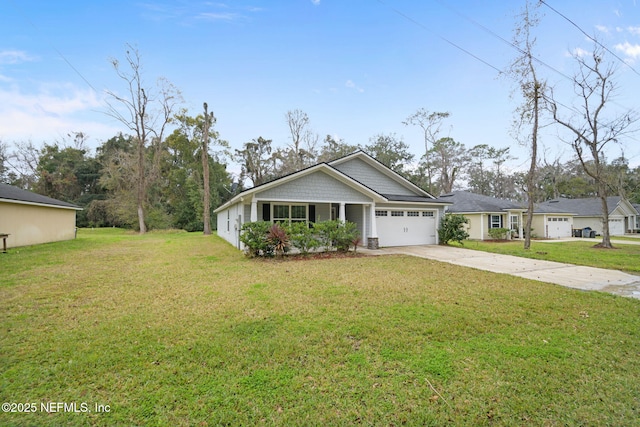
[1,0,639,175]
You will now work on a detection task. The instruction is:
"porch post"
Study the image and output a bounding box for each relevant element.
[519,212,524,240]
[250,200,258,222]
[368,202,379,249]
[339,202,346,222]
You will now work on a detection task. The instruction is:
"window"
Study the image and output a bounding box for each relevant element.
[510,215,519,231]
[375,210,388,217]
[422,211,434,217]
[490,215,502,228]
[407,211,420,217]
[391,211,404,217]
[272,204,307,224]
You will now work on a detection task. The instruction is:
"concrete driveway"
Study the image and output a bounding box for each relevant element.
[363,245,640,299]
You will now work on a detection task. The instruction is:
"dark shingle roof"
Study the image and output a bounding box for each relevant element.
[539,196,622,216]
[383,194,451,204]
[439,191,524,213]
[0,183,81,209]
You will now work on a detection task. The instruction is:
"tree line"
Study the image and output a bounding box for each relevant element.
[1,6,639,238]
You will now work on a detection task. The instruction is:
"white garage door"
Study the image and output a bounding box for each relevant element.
[375,210,437,246]
[609,218,624,236]
[547,217,572,238]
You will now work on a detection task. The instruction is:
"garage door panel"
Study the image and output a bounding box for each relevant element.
[547,217,572,238]
[376,210,436,246]
[609,219,624,236]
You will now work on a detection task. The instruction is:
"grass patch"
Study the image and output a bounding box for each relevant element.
[455,239,640,273]
[1,229,639,425]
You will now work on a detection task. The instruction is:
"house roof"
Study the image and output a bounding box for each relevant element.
[0,183,81,210]
[539,196,625,217]
[529,203,574,215]
[439,191,526,213]
[214,151,451,213]
[328,150,437,199]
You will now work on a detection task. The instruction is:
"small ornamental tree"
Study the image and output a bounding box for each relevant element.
[438,213,470,245]
[267,223,290,256]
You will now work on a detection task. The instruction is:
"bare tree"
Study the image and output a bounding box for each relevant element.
[403,109,450,192]
[285,109,318,170]
[202,102,214,235]
[549,43,638,248]
[105,45,181,233]
[510,0,546,249]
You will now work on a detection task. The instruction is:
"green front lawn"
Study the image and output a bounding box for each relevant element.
[1,229,639,426]
[455,239,640,273]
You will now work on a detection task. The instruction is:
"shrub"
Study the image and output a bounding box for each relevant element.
[240,221,274,257]
[241,219,360,257]
[438,213,470,245]
[488,227,510,240]
[267,223,290,256]
[314,220,359,252]
[286,222,320,255]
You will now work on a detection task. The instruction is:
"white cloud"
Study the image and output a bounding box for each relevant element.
[345,79,364,93]
[614,41,640,59]
[628,26,640,36]
[198,12,239,21]
[311,0,321,5]
[0,84,118,143]
[566,47,590,58]
[595,25,609,34]
[0,50,35,65]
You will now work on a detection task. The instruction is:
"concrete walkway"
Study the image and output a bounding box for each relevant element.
[362,244,640,299]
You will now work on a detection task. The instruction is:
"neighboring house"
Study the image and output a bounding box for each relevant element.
[0,183,82,248]
[438,191,526,240]
[539,196,638,236]
[634,204,640,231]
[524,203,575,239]
[215,151,451,249]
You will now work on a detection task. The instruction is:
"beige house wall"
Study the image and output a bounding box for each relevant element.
[529,215,547,238]
[0,201,77,248]
[464,213,485,240]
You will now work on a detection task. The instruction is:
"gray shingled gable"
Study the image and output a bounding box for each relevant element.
[439,191,523,213]
[0,183,80,209]
[540,196,622,216]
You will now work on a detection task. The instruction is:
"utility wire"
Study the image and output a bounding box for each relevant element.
[434,0,574,82]
[539,0,640,78]
[375,0,503,75]
[7,0,100,93]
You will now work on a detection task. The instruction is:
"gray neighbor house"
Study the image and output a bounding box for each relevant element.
[539,196,638,236]
[215,151,451,250]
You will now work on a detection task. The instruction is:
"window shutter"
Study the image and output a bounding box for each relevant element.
[309,205,316,223]
[262,203,270,221]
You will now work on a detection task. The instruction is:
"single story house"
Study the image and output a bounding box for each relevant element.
[0,183,82,248]
[215,151,451,249]
[438,191,526,240]
[539,196,638,236]
[634,204,640,231]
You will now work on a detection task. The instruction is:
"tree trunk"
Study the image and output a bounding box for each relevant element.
[598,186,613,248]
[137,139,146,234]
[202,103,212,235]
